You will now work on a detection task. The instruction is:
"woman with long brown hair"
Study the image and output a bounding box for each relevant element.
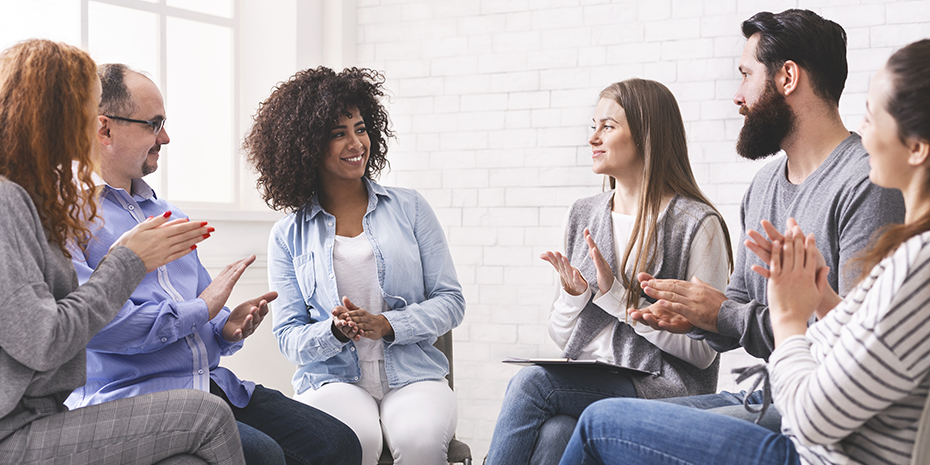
[486,78,733,465]
[559,39,930,465]
[0,39,243,464]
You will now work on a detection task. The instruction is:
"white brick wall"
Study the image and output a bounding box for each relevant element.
[355,0,930,458]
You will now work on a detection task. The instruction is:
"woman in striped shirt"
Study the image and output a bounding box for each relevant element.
[557,39,930,465]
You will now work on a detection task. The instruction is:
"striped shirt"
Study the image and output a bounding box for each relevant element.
[770,231,930,465]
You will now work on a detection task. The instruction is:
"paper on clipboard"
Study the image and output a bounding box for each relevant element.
[502,357,654,376]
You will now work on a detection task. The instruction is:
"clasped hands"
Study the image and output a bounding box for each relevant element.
[628,218,836,338]
[331,296,395,342]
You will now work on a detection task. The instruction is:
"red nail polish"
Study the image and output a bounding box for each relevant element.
[207,227,215,233]
[191,245,197,250]
[203,233,211,239]
[201,222,208,227]
[163,211,172,218]
[147,215,154,220]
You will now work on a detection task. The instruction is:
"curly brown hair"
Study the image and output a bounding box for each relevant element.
[243,66,394,212]
[0,39,99,256]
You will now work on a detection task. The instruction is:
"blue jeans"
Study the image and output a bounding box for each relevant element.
[657,389,782,432]
[529,415,576,465]
[524,391,780,465]
[559,398,801,465]
[485,365,637,465]
[211,381,362,465]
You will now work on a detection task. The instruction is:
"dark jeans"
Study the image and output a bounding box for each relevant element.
[211,381,362,465]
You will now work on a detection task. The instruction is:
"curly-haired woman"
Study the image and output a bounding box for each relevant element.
[244,67,465,465]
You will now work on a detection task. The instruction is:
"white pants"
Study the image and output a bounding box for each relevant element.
[294,362,457,465]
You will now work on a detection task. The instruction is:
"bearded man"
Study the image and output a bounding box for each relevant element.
[620,9,906,431]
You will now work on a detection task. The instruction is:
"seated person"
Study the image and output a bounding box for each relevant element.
[485,78,733,465]
[244,66,465,465]
[629,9,904,430]
[65,63,361,465]
[561,39,930,465]
[0,39,243,464]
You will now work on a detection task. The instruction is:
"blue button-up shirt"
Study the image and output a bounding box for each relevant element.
[269,178,465,394]
[65,179,253,409]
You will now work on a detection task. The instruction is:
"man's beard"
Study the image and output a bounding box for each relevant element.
[142,147,158,176]
[141,161,157,176]
[736,81,795,160]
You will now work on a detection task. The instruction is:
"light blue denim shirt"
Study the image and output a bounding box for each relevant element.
[268,178,465,394]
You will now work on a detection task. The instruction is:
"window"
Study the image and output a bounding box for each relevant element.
[1,0,239,207]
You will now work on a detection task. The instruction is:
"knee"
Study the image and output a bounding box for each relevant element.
[387,429,448,464]
[168,389,237,432]
[505,366,550,399]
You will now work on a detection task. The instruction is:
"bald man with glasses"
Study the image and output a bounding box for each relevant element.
[65,64,362,465]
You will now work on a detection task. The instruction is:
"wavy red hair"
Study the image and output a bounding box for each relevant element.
[0,39,100,255]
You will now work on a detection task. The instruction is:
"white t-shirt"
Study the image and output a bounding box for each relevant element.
[332,232,390,362]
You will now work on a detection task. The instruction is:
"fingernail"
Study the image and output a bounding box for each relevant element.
[207,227,215,233]
[147,215,154,220]
[203,234,211,239]
[201,222,208,227]
[191,245,197,250]
[163,211,172,218]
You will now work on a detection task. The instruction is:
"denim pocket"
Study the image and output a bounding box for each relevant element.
[293,251,317,305]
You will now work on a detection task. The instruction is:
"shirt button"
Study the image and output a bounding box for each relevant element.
[328,222,333,226]
[198,369,204,375]
[350,346,356,351]
[161,337,167,343]
[354,376,359,381]
[128,205,134,210]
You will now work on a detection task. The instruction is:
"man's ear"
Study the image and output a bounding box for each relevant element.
[777,60,801,97]
[97,115,112,145]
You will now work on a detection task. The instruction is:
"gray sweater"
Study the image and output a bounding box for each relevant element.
[0,178,146,441]
[697,133,906,360]
[561,192,723,399]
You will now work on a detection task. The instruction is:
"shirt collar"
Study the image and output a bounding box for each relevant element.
[304,177,390,221]
[102,177,157,202]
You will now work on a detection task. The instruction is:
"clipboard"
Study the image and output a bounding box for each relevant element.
[502,357,654,376]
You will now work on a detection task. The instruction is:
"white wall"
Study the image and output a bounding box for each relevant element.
[341,0,930,458]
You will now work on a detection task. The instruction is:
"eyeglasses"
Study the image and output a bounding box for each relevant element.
[105,115,166,135]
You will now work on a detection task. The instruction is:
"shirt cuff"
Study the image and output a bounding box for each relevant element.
[559,285,591,310]
[176,298,211,337]
[591,278,627,319]
[714,299,744,338]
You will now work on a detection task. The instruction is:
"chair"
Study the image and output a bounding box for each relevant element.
[377,331,473,465]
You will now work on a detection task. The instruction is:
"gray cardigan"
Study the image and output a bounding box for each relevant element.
[561,192,722,399]
[0,178,146,441]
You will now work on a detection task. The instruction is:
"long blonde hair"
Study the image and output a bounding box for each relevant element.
[0,39,99,255]
[600,79,734,309]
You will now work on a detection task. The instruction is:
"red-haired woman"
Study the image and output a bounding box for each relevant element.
[0,39,242,464]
